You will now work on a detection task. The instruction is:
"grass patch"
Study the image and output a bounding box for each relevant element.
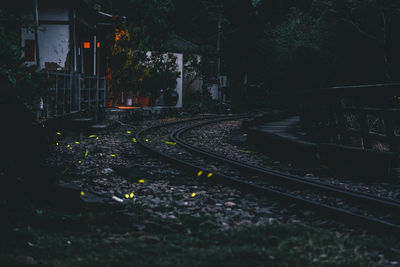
[1,201,400,266]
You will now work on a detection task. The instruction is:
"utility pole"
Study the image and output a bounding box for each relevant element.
[33,0,40,69]
[33,0,43,119]
[216,16,222,101]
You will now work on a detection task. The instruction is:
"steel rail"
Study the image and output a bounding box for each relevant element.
[171,120,400,212]
[136,116,400,234]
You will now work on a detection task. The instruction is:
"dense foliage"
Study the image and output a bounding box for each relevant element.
[0,9,49,103]
[94,0,400,108]
[108,28,180,105]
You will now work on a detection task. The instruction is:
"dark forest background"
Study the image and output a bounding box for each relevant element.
[1,0,400,107]
[93,0,400,106]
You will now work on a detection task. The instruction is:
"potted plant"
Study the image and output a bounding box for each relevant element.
[136,52,180,106]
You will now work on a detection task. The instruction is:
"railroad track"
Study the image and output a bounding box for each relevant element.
[136,114,400,234]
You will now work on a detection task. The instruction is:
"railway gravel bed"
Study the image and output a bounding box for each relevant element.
[43,117,316,231]
[44,116,366,235]
[183,120,400,202]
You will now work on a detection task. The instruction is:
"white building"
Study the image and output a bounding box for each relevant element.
[21,0,116,116]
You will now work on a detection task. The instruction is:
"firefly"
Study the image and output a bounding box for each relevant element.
[96,137,99,140]
[75,141,80,144]
[145,138,149,142]
[191,192,196,197]
[111,154,116,157]
[207,173,213,178]
[138,179,145,183]
[197,170,203,177]
[56,142,59,146]
[57,132,62,136]
[125,194,130,199]
[126,131,132,134]
[89,135,96,138]
[85,150,88,157]
[66,145,71,148]
[80,191,85,196]
[78,160,82,164]
[129,193,134,198]
[165,141,176,145]
[132,138,137,143]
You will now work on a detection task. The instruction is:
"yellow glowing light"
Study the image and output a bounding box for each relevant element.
[125,194,130,199]
[78,160,82,164]
[84,42,90,48]
[197,170,203,177]
[129,193,134,198]
[89,135,96,138]
[126,131,132,134]
[42,124,45,128]
[207,173,213,178]
[69,147,72,150]
[85,150,88,157]
[165,141,177,145]
[96,137,99,140]
[66,145,71,148]
[56,142,59,146]
[75,141,80,144]
[145,138,149,142]
[57,132,62,135]
[132,138,137,143]
[80,191,85,196]
[191,192,196,197]
[138,179,145,183]
[111,154,116,157]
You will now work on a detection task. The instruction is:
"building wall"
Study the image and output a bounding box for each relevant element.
[183,54,203,96]
[38,8,69,21]
[21,8,70,70]
[23,8,69,21]
[174,53,183,108]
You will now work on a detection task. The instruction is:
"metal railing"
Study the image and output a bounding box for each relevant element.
[39,71,106,120]
[299,83,400,152]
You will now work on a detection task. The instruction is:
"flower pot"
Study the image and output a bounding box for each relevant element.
[164,90,179,106]
[126,98,133,106]
[135,96,150,107]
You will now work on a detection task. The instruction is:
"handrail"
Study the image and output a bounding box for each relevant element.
[299,83,400,96]
[298,83,400,153]
[39,71,107,119]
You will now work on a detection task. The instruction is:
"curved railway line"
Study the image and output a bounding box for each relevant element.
[135,114,400,234]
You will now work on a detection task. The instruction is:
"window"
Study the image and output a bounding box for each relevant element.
[25,40,35,62]
[84,42,90,49]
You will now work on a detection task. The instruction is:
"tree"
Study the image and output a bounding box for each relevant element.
[0,8,49,104]
[94,0,176,50]
[108,28,179,105]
